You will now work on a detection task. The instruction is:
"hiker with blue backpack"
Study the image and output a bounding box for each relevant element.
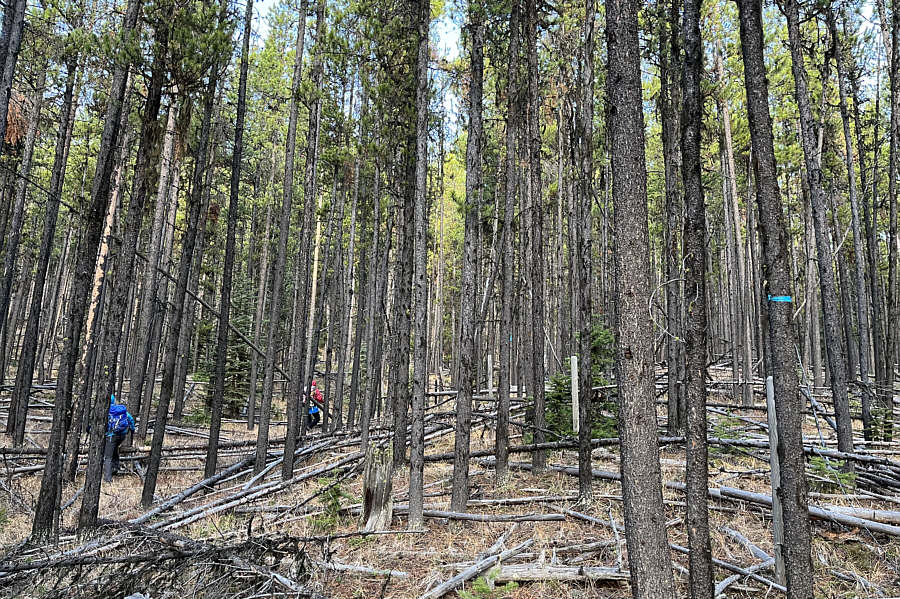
[104,394,135,482]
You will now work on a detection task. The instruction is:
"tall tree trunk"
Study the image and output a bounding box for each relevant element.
[524,0,546,473]
[132,100,179,429]
[782,0,853,453]
[348,238,368,429]
[208,0,253,478]
[885,0,899,442]
[390,149,414,467]
[849,55,888,443]
[606,0,675,594]
[681,0,713,595]
[173,113,220,421]
[284,0,323,478]
[255,0,308,475]
[0,68,47,397]
[659,0,683,435]
[496,0,521,486]
[360,172,382,450]
[80,27,170,529]
[736,0,814,595]
[142,59,220,507]
[575,0,595,500]
[36,0,140,533]
[408,0,430,530]
[334,157,360,431]
[715,44,753,406]
[248,202,272,429]
[450,0,483,512]
[27,60,79,542]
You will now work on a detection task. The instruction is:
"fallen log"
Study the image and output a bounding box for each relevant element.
[718,486,900,537]
[312,559,408,578]
[714,558,775,598]
[418,510,564,523]
[821,505,900,525]
[131,455,255,525]
[491,563,630,584]
[418,538,533,599]
[467,495,578,507]
[669,544,785,593]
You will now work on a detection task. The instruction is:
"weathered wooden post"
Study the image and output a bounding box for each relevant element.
[360,444,393,531]
[487,353,493,399]
[765,375,786,585]
[571,355,579,433]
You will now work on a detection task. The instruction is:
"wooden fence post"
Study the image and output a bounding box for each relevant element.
[571,355,579,433]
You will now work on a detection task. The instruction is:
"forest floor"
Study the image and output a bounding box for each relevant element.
[0,373,899,598]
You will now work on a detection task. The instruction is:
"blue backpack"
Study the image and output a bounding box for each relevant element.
[108,404,129,435]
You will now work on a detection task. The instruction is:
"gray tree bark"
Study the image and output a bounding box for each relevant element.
[450,0,483,512]
[408,0,430,530]
[606,0,676,594]
[782,0,853,453]
[736,0,815,595]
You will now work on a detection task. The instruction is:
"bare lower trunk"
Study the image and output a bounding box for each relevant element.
[408,0,430,530]
[783,0,853,453]
[606,0,675,593]
[737,0,814,594]
[450,2,483,512]
[681,0,714,593]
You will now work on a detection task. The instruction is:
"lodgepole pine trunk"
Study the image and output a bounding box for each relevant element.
[80,27,169,529]
[681,0,714,594]
[334,156,360,432]
[391,140,414,468]
[658,0,684,435]
[525,0,546,473]
[782,0,853,454]
[28,60,78,542]
[208,0,253,478]
[849,55,888,443]
[450,0,483,512]
[132,100,179,433]
[715,44,753,406]
[605,0,676,595]
[575,0,595,500]
[255,0,308,474]
[1,66,47,399]
[285,0,324,478]
[35,0,141,532]
[496,0,521,486]
[885,0,899,442]
[736,0,815,595]
[248,201,272,429]
[142,59,219,508]
[408,0,430,530]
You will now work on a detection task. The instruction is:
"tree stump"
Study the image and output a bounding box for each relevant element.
[360,445,393,531]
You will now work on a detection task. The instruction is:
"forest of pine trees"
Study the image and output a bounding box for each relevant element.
[0,0,898,596]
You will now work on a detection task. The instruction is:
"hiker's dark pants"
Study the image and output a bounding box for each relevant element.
[103,433,126,482]
[307,411,320,429]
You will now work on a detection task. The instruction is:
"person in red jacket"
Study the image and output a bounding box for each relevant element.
[307,379,324,428]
